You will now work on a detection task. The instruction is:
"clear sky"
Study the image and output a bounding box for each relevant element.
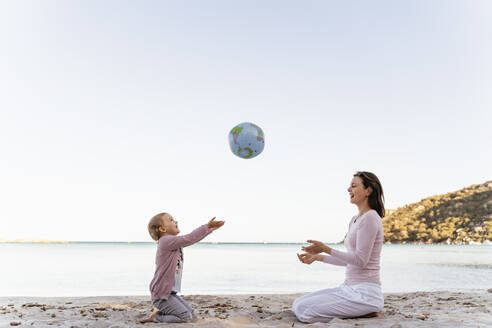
[1,1,491,242]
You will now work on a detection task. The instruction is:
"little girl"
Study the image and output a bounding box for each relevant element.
[140,212,225,324]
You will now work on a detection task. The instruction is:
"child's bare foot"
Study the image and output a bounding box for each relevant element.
[139,311,158,324]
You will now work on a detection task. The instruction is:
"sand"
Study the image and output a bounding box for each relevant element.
[1,290,491,327]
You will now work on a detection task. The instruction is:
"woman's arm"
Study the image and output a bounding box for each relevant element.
[329,215,379,268]
[321,255,347,266]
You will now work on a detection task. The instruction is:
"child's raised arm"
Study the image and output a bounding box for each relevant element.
[160,217,225,250]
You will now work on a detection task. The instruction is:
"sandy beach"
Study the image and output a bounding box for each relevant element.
[1,290,491,328]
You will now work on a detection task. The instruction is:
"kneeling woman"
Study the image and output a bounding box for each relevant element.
[293,171,385,323]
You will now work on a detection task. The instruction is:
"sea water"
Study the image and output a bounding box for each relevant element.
[1,243,491,296]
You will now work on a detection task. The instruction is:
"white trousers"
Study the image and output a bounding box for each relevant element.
[292,283,384,323]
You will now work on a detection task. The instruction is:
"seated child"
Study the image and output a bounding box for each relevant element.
[140,212,225,323]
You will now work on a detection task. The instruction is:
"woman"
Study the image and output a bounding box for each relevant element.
[293,171,385,323]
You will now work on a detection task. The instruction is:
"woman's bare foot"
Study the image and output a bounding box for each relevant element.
[140,311,158,324]
[351,311,384,319]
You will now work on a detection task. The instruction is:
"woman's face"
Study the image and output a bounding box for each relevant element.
[347,176,370,205]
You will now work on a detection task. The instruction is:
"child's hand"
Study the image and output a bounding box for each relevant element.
[207,217,225,231]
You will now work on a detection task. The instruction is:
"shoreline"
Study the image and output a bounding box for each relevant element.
[1,290,491,327]
[1,240,491,245]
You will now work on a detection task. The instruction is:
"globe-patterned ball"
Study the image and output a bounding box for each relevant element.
[228,122,265,159]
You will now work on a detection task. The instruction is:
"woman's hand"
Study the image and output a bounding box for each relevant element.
[207,217,225,231]
[297,253,322,265]
[301,240,330,254]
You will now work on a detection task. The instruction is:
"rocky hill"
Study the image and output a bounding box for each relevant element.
[383,181,492,244]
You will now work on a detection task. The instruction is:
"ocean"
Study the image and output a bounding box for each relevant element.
[1,243,491,297]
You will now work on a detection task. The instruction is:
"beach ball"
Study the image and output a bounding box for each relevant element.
[228,122,265,159]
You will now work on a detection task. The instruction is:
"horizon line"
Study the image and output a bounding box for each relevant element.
[0,240,340,244]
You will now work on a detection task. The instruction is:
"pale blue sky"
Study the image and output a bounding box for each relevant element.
[1,1,491,242]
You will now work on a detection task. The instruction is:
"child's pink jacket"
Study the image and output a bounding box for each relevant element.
[149,225,211,300]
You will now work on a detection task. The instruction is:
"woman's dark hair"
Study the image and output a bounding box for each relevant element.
[354,171,385,218]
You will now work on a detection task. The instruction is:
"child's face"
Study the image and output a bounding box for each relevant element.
[160,214,180,236]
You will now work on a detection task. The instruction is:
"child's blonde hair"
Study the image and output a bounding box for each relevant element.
[148,212,168,241]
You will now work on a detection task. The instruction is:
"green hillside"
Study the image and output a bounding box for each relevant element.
[383,181,492,244]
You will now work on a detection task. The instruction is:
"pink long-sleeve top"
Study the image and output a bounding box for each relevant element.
[149,225,212,300]
[322,209,383,285]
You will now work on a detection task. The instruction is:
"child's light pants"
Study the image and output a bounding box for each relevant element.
[292,283,384,323]
[152,293,194,323]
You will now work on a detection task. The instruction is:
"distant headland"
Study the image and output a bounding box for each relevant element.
[383,180,492,245]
